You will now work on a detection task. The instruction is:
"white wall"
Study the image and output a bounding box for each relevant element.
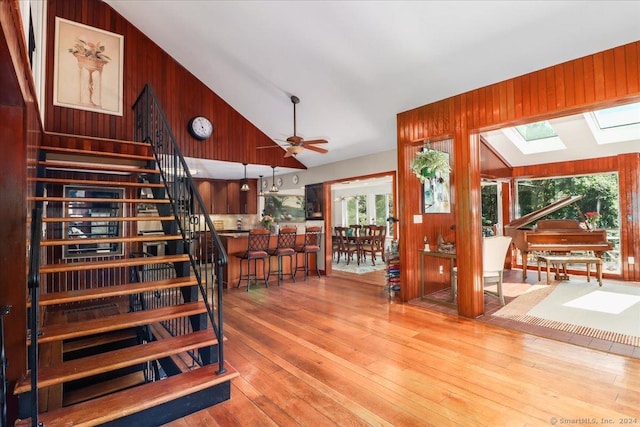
[274,149,397,193]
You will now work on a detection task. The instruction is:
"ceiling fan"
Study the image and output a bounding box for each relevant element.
[260,95,329,157]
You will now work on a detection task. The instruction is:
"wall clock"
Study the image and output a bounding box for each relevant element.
[292,174,299,185]
[187,116,213,140]
[262,179,268,190]
[276,177,283,187]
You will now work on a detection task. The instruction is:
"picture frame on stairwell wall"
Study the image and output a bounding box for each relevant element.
[53,17,124,116]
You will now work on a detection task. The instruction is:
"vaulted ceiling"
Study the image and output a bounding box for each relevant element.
[104,1,640,177]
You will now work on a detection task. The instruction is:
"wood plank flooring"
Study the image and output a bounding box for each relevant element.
[165,271,640,426]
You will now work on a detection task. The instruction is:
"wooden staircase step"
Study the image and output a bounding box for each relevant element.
[28,177,165,188]
[63,328,139,354]
[29,196,170,204]
[40,233,182,247]
[43,216,175,223]
[32,276,198,307]
[63,371,146,406]
[15,330,219,393]
[15,363,238,427]
[34,301,207,344]
[43,131,152,149]
[42,145,155,163]
[40,254,190,274]
[38,160,159,175]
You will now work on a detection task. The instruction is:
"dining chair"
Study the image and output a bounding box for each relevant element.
[268,227,297,286]
[234,228,271,291]
[295,226,322,280]
[359,225,386,265]
[335,226,357,265]
[452,235,512,305]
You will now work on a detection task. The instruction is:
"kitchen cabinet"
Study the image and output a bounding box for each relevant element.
[196,179,257,214]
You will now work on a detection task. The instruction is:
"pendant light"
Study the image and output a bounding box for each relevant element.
[269,165,279,193]
[258,175,265,197]
[240,163,250,192]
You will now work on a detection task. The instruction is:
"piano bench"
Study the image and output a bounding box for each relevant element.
[537,254,602,286]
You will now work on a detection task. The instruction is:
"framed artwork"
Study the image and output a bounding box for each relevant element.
[53,17,124,115]
[423,151,451,213]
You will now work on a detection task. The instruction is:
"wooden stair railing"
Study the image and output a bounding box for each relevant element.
[15,130,235,426]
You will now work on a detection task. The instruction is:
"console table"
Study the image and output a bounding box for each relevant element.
[419,250,456,302]
[537,254,603,286]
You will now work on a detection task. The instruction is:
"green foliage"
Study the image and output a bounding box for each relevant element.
[410,149,450,183]
[516,173,619,228]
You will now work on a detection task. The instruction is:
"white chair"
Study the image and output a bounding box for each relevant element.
[453,235,512,306]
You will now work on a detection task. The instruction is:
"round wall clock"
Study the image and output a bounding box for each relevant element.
[187,116,213,140]
[276,177,283,187]
[262,179,268,189]
[292,174,299,184]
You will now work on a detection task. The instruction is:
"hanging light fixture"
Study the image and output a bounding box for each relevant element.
[269,165,279,193]
[240,163,250,192]
[258,175,264,197]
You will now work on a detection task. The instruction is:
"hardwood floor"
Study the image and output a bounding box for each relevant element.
[165,272,640,426]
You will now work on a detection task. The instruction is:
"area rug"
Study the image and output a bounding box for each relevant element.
[332,260,386,275]
[493,280,640,346]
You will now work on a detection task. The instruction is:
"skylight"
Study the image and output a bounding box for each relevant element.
[592,103,640,129]
[584,101,640,145]
[502,120,566,155]
[515,121,557,141]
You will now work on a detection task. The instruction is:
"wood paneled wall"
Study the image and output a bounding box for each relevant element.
[0,0,44,422]
[397,41,640,317]
[44,0,304,170]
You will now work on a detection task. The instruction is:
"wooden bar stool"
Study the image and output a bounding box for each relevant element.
[269,227,298,286]
[295,226,322,280]
[234,229,271,291]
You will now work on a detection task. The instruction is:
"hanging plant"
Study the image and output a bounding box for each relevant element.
[410,145,451,184]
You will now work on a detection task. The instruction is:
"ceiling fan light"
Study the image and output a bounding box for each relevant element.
[288,145,304,155]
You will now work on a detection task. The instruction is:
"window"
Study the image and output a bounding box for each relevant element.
[515,173,620,273]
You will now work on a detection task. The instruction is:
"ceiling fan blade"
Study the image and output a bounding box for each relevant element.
[256,145,283,150]
[304,145,328,154]
[303,139,328,145]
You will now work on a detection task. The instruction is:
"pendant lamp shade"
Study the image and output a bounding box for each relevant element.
[240,163,250,192]
[270,165,279,193]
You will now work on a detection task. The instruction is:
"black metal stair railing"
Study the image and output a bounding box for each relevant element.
[133,84,228,375]
[1,305,12,427]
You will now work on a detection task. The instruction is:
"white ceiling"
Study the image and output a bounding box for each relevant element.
[104,1,640,179]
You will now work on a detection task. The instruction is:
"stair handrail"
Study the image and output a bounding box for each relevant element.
[1,305,12,427]
[133,84,227,374]
[25,150,47,427]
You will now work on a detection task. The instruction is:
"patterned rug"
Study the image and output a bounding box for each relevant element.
[332,260,386,275]
[493,279,640,346]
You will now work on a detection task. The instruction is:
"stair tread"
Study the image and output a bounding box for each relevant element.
[63,371,146,407]
[40,233,182,247]
[43,216,174,223]
[28,177,165,188]
[42,145,154,162]
[43,131,152,148]
[63,328,139,353]
[15,330,219,393]
[40,254,190,274]
[15,363,238,427]
[35,301,207,344]
[29,196,170,203]
[38,160,159,174]
[34,276,198,307]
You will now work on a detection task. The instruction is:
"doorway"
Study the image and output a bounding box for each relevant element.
[328,172,395,285]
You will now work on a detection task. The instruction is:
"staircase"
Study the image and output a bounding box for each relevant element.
[14,85,235,426]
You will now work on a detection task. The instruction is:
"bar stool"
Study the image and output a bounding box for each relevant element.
[234,229,271,291]
[268,227,298,286]
[295,226,322,280]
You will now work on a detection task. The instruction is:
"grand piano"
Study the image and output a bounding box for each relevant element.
[504,195,613,279]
